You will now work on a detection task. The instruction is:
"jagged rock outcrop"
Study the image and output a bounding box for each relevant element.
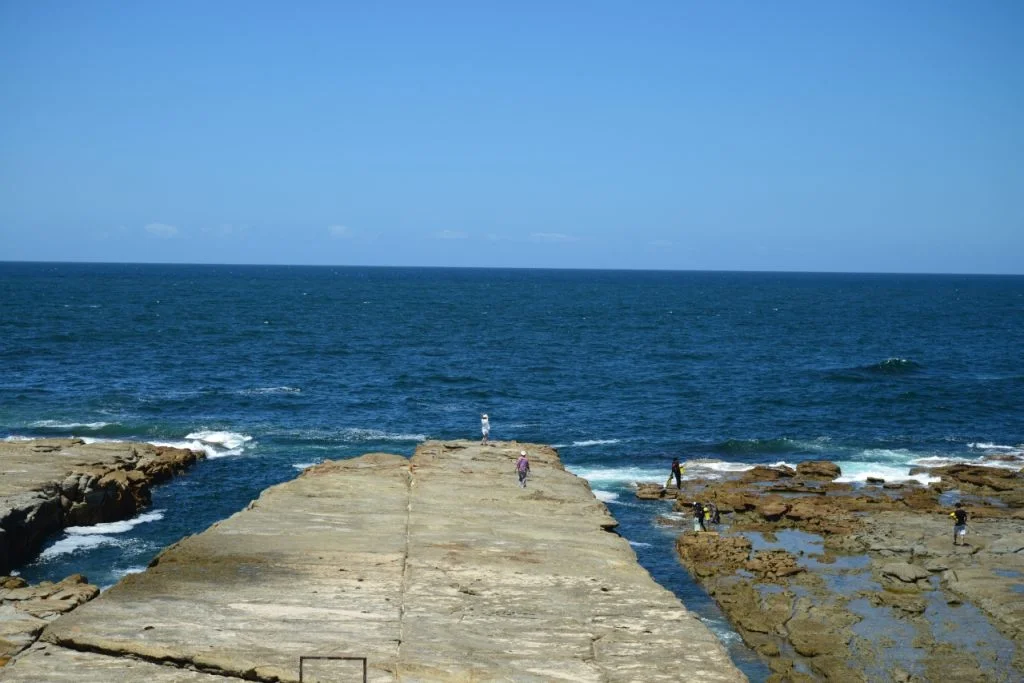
[0,439,203,573]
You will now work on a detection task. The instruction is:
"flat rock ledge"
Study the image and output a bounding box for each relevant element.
[0,439,204,574]
[2,441,745,682]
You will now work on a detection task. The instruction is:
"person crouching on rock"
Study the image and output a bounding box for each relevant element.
[951,502,968,546]
[516,450,530,488]
[704,501,720,528]
[692,501,706,532]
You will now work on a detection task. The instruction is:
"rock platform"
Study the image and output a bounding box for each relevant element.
[0,439,203,574]
[1,441,745,682]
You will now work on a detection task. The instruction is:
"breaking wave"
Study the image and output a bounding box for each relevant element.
[39,510,164,560]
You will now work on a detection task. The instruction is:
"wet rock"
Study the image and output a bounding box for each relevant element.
[740,465,795,482]
[635,483,670,500]
[867,590,926,615]
[676,533,752,577]
[795,460,841,480]
[757,498,791,521]
[745,550,805,581]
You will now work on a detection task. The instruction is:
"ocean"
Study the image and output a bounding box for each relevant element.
[2,262,1022,679]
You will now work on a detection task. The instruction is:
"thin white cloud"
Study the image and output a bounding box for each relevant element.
[144,223,179,238]
[433,230,468,240]
[327,224,353,239]
[529,232,578,243]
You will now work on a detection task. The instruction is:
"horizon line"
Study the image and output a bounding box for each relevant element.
[0,259,1021,278]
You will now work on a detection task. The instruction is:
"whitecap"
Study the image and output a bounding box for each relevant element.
[237,386,302,395]
[568,466,665,484]
[338,428,426,443]
[184,430,253,450]
[628,541,652,547]
[693,460,756,473]
[834,462,939,485]
[64,510,164,535]
[769,460,797,470]
[969,442,1022,452]
[38,534,125,560]
[292,461,320,471]
[30,420,114,430]
[554,439,621,448]
[2,435,33,442]
[592,490,619,502]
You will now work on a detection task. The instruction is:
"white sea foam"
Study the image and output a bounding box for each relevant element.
[338,428,426,443]
[552,440,614,450]
[592,490,619,502]
[568,466,665,484]
[38,535,120,560]
[693,460,756,473]
[834,462,939,486]
[148,439,232,459]
[292,461,320,471]
[2,436,33,442]
[64,510,164,535]
[238,386,302,395]
[185,430,253,450]
[969,442,1020,451]
[769,461,797,469]
[628,541,652,547]
[30,420,114,430]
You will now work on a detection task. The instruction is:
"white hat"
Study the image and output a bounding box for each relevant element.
[482,413,488,418]
[520,450,526,456]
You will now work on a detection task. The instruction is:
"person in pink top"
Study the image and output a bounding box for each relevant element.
[515,450,530,488]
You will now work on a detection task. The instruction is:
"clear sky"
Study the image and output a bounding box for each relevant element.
[1,1,1021,273]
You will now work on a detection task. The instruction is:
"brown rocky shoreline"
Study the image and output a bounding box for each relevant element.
[0,439,203,574]
[639,460,1024,681]
[1,441,746,682]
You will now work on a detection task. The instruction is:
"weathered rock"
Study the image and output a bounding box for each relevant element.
[7,442,746,682]
[745,550,805,581]
[0,440,203,573]
[740,465,795,482]
[635,482,671,500]
[795,461,841,480]
[0,574,98,661]
[676,534,752,578]
[757,497,791,521]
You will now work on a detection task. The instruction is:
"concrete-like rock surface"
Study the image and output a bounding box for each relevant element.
[0,439,203,573]
[2,441,745,682]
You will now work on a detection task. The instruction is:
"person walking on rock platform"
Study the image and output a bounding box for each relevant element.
[951,502,968,546]
[481,413,490,445]
[516,450,530,488]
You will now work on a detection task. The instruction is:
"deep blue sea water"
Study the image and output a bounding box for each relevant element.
[2,262,1022,680]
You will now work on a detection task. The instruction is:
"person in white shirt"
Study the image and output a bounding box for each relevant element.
[480,413,490,444]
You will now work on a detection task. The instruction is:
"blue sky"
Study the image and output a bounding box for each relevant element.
[1,1,1021,273]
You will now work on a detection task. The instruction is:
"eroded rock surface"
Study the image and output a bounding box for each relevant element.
[0,439,203,573]
[2,441,746,682]
[657,460,1024,681]
[0,574,98,665]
